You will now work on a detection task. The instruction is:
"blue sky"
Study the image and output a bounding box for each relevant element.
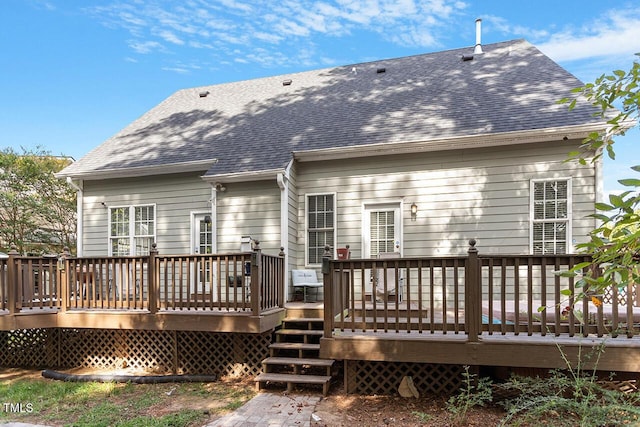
[1,0,639,194]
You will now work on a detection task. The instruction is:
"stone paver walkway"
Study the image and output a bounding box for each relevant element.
[205,392,321,427]
[0,392,321,427]
[0,423,53,427]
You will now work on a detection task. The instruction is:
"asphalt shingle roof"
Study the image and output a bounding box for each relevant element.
[59,39,603,179]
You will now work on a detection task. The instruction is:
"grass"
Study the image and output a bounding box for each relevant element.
[0,370,255,427]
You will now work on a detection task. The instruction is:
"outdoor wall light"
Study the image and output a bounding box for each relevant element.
[410,202,418,221]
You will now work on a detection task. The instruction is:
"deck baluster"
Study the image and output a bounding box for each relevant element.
[148,243,158,313]
[7,245,19,314]
[465,239,480,342]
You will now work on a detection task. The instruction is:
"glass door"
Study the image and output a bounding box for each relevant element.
[193,214,213,255]
[364,205,401,258]
[363,204,401,300]
[192,213,214,298]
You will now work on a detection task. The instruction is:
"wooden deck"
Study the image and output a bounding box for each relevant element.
[0,246,286,333]
[3,241,640,374]
[320,243,640,373]
[321,329,640,372]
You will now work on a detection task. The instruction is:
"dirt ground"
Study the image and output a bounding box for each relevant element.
[1,368,506,426]
[311,387,505,427]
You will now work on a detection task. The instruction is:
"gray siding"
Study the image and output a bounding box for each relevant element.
[295,140,596,265]
[83,175,285,257]
[287,164,300,271]
[82,173,211,256]
[216,181,282,253]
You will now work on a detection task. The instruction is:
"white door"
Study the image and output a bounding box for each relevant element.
[192,213,215,297]
[192,213,213,255]
[363,204,401,258]
[363,204,402,299]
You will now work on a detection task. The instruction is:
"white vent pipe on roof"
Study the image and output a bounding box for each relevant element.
[474,18,483,54]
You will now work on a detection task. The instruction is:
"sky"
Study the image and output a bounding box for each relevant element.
[1,0,639,195]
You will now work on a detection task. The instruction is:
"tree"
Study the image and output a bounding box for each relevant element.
[0,147,76,255]
[559,54,640,297]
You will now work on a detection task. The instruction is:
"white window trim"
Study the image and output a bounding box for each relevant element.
[108,204,157,256]
[362,201,404,259]
[305,192,337,267]
[190,211,213,255]
[529,178,572,254]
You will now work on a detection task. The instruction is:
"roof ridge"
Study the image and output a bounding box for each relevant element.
[187,39,528,92]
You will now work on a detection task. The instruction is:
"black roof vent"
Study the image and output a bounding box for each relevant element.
[376,67,386,74]
[461,54,474,61]
[199,91,210,98]
[282,79,292,86]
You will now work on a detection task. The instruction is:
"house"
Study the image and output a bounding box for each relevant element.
[10,37,640,396]
[57,38,606,303]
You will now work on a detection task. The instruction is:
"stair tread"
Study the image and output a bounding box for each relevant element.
[276,329,324,335]
[283,317,324,322]
[262,357,334,366]
[256,373,332,384]
[269,342,320,350]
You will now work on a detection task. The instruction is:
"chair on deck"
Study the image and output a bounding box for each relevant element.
[291,269,323,302]
[374,252,403,302]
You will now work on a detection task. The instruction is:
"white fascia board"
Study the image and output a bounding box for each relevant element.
[292,123,609,162]
[55,159,218,180]
[202,168,284,183]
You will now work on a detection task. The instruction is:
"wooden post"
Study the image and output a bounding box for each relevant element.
[279,246,285,308]
[148,243,158,314]
[7,244,18,315]
[322,245,333,338]
[250,240,262,315]
[58,247,70,313]
[465,239,480,342]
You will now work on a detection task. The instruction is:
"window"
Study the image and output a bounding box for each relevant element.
[307,194,335,265]
[531,179,571,254]
[369,210,396,257]
[109,205,155,256]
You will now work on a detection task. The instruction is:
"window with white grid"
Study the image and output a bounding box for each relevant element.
[369,211,396,257]
[109,205,155,256]
[531,179,571,254]
[307,194,335,265]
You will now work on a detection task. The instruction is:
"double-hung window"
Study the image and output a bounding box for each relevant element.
[306,194,335,265]
[109,205,155,256]
[530,179,571,254]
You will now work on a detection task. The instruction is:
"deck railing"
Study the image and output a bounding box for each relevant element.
[0,256,60,313]
[323,241,637,340]
[0,243,285,316]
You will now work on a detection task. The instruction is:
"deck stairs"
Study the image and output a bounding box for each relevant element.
[255,308,335,396]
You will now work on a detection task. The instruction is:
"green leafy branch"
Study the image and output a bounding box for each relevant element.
[558,54,640,298]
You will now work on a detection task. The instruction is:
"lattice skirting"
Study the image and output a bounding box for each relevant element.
[0,329,272,377]
[345,360,466,395]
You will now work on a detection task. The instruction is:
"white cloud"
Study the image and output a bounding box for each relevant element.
[29,0,56,11]
[481,15,549,41]
[156,30,184,45]
[129,40,163,54]
[162,66,189,74]
[253,32,284,44]
[537,10,640,62]
[87,0,468,69]
[389,26,437,47]
[216,0,253,14]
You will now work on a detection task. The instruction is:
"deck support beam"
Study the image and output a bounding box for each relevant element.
[321,335,640,373]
